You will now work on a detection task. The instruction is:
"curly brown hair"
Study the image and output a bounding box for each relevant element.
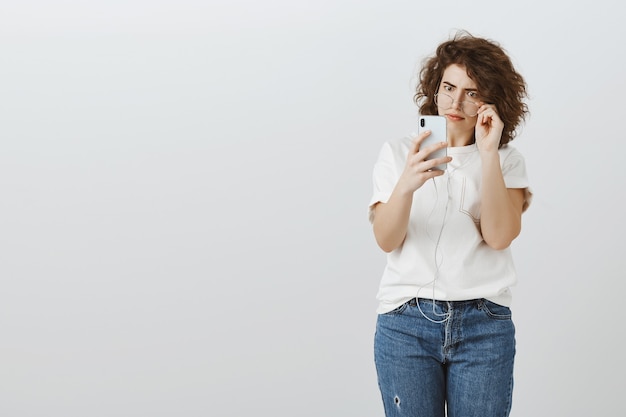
[414,31,529,147]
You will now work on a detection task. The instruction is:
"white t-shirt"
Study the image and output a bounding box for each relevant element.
[369,135,532,314]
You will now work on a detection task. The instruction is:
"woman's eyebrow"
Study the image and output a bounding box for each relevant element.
[442,81,478,92]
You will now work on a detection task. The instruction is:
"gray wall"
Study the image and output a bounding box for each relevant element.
[1,1,624,416]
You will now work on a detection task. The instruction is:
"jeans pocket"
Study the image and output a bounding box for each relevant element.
[383,301,409,316]
[479,299,512,320]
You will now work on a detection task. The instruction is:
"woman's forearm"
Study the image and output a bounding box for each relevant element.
[372,186,414,253]
[479,151,524,250]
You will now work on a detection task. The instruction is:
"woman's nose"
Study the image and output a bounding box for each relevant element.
[450,96,463,110]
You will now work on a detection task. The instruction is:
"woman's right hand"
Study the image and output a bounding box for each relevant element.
[396,131,451,194]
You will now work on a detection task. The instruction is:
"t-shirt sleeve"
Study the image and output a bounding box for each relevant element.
[501,147,533,212]
[368,141,401,223]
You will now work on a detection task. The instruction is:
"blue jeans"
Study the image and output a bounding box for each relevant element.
[374,298,515,417]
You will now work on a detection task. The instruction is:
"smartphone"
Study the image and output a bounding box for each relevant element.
[417,115,448,171]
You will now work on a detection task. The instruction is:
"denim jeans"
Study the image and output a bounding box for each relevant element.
[374,298,515,417]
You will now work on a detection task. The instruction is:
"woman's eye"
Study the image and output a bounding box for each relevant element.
[467,91,478,99]
[444,85,452,91]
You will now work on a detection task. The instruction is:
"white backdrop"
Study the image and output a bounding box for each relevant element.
[1,1,625,416]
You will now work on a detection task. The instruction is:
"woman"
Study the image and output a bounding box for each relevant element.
[369,31,531,417]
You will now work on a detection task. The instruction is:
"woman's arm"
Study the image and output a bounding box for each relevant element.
[372,134,451,253]
[479,151,525,250]
[372,187,414,253]
[474,104,525,250]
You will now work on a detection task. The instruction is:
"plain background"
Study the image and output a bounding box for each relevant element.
[1,1,625,416]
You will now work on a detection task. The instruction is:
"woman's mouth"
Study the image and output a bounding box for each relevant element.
[445,113,464,121]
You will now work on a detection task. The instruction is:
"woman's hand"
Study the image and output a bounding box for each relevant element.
[396,131,451,194]
[475,104,504,152]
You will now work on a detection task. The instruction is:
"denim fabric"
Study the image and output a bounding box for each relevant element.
[374,298,515,417]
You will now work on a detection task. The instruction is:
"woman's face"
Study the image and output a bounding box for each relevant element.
[436,64,482,143]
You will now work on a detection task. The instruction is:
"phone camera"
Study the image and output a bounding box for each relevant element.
[420,118,425,127]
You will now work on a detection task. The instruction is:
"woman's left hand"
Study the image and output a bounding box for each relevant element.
[475,104,504,152]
